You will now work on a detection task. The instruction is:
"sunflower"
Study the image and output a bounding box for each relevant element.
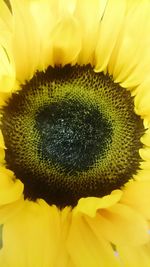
[0,0,150,266]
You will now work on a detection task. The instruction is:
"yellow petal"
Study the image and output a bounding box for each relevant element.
[134,78,150,116]
[73,190,122,217]
[0,167,23,205]
[0,200,69,267]
[141,129,150,147]
[143,117,150,129]
[51,15,81,65]
[0,197,24,224]
[58,0,77,15]
[67,214,120,267]
[117,244,150,267]
[139,147,150,161]
[30,0,60,70]
[85,202,149,246]
[0,149,5,165]
[0,44,15,93]
[95,0,126,72]
[0,130,5,149]
[0,92,12,107]
[139,145,150,172]
[121,180,150,220]
[10,0,40,83]
[75,0,108,65]
[140,160,150,170]
[0,0,15,93]
[31,0,81,68]
[108,203,149,247]
[0,1,16,94]
[0,0,12,31]
[134,169,150,181]
[109,0,150,88]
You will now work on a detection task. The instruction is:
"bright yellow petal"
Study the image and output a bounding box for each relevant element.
[95,0,126,72]
[0,198,24,224]
[0,167,23,205]
[67,214,120,267]
[0,130,5,149]
[121,180,150,220]
[0,1,16,93]
[0,200,65,267]
[30,0,64,69]
[10,0,40,83]
[134,78,150,116]
[0,38,15,93]
[108,0,150,88]
[51,15,81,66]
[139,147,150,162]
[141,128,150,147]
[0,133,5,170]
[30,0,79,69]
[85,202,149,246]
[117,244,150,267]
[75,0,108,65]
[73,190,122,217]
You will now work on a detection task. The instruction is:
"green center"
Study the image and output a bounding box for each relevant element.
[1,65,144,208]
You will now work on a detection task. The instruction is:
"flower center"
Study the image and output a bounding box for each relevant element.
[36,99,112,173]
[1,65,144,208]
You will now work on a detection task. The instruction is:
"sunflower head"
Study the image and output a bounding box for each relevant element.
[0,0,150,266]
[1,63,144,208]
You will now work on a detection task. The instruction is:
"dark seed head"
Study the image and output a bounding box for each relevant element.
[1,65,144,208]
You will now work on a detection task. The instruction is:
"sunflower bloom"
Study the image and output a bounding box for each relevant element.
[0,0,150,266]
